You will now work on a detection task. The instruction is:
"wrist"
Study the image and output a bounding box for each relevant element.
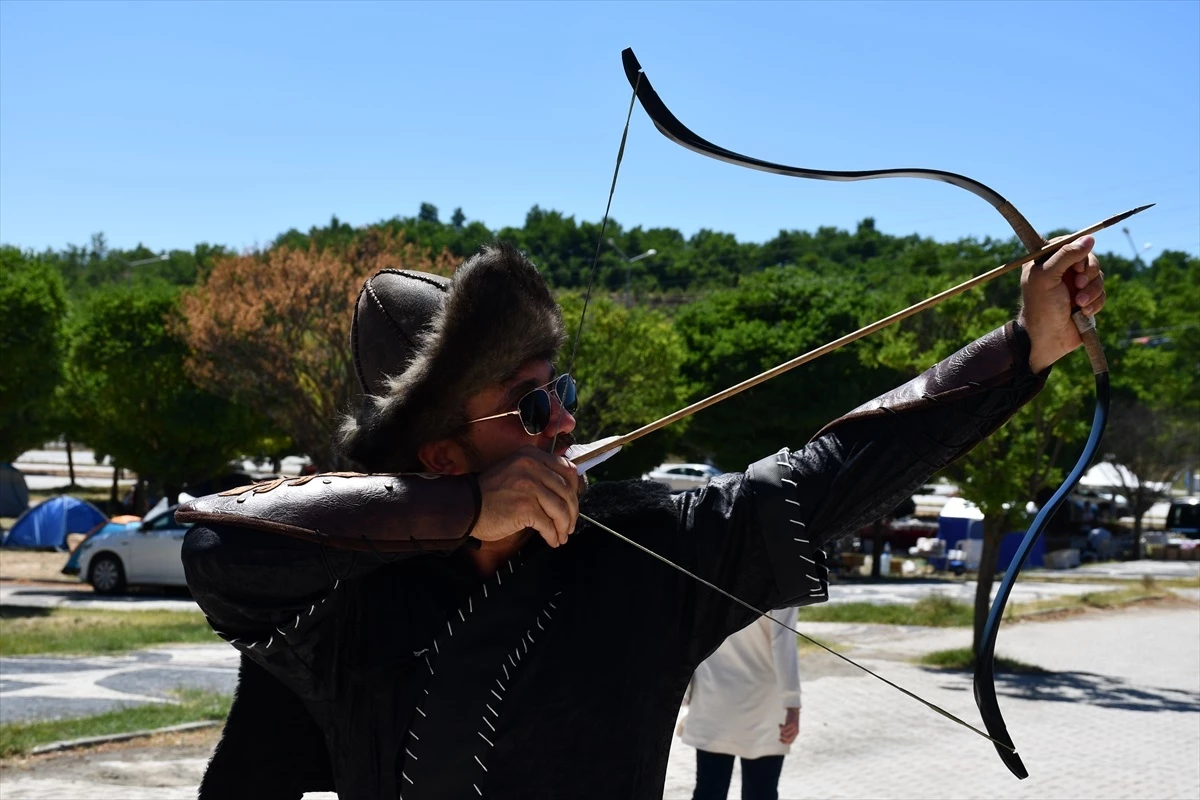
[1014,314,1055,375]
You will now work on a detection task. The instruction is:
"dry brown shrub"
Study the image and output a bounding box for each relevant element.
[177,230,458,468]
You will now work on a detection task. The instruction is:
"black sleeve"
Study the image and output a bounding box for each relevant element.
[659,322,1047,662]
[198,655,335,800]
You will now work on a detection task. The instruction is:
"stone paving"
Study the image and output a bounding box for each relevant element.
[664,605,1200,799]
[0,582,199,613]
[1,604,1195,799]
[0,646,239,724]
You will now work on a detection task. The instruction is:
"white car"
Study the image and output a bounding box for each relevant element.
[642,463,723,493]
[74,505,192,595]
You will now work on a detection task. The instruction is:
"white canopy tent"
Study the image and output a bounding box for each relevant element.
[1080,462,1171,494]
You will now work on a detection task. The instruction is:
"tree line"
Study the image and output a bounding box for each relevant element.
[3,204,1197,542]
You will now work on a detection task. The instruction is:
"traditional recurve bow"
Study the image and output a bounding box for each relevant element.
[561,47,1148,779]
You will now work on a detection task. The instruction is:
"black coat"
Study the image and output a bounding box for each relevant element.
[183,322,1045,799]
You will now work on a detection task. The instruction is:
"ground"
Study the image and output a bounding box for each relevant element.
[1,602,1196,799]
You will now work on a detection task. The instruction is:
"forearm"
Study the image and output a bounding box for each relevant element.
[745,321,1046,603]
[801,320,1045,541]
[177,472,481,554]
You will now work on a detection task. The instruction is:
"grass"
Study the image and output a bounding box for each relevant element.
[795,585,1172,629]
[1005,584,1168,619]
[915,647,1049,674]
[1019,573,1200,590]
[798,595,973,627]
[0,688,230,759]
[0,606,218,657]
[795,635,843,654]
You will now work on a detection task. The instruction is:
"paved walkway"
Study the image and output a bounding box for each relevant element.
[0,646,238,724]
[664,604,1200,799]
[0,582,199,613]
[1,604,1195,799]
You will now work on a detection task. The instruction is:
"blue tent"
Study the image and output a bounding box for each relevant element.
[2,496,107,550]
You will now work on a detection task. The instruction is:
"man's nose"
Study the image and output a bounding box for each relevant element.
[548,396,576,437]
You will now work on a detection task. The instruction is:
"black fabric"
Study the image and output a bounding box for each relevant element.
[199,655,334,800]
[693,751,785,800]
[184,342,1045,799]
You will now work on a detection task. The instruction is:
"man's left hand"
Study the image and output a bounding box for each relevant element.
[1018,235,1106,373]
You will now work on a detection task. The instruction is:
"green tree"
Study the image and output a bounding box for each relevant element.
[0,248,68,462]
[556,293,691,479]
[62,283,261,506]
[418,203,440,224]
[675,265,903,470]
[868,247,1099,654]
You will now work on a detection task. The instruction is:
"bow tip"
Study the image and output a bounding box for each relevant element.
[995,744,1029,780]
[621,48,643,75]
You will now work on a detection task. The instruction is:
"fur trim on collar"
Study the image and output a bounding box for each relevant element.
[339,242,564,472]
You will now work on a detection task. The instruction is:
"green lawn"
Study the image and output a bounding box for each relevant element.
[916,647,1049,674]
[798,595,973,627]
[0,689,230,759]
[0,606,218,656]
[796,587,1169,628]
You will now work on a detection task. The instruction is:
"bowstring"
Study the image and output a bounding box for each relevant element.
[549,73,641,457]
[580,512,1016,752]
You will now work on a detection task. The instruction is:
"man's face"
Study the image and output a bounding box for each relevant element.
[457,359,577,472]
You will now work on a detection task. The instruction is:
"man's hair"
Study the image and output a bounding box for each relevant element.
[339,242,565,473]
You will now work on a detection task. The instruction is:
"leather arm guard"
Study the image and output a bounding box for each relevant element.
[176,472,481,554]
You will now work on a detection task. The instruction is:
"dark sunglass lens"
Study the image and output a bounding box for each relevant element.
[557,375,578,413]
[518,389,552,434]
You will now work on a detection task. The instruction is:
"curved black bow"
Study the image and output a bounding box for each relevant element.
[615,47,1115,779]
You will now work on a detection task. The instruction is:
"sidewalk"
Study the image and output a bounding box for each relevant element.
[1,604,1196,799]
[665,603,1200,799]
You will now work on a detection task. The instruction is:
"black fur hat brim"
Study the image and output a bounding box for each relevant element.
[339,242,564,472]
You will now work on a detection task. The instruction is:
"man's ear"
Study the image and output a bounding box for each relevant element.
[417,438,470,475]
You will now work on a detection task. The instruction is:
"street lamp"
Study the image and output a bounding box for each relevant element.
[122,253,169,282]
[128,254,169,267]
[606,238,657,307]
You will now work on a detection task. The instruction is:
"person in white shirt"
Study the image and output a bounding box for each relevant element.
[681,607,801,800]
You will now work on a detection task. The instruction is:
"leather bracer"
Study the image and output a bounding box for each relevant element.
[176,472,481,554]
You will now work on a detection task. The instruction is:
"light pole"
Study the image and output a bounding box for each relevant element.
[606,238,657,307]
[122,253,169,282]
[1121,227,1151,268]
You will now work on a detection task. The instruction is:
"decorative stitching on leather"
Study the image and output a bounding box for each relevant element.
[401,555,558,798]
[210,578,341,654]
[775,449,830,600]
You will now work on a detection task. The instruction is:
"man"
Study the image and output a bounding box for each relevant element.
[181,238,1104,799]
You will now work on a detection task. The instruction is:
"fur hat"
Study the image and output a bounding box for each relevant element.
[339,241,565,472]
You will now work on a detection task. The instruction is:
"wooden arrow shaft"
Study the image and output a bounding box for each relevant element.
[569,204,1150,468]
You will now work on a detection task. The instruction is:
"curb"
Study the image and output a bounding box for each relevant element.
[28,720,221,755]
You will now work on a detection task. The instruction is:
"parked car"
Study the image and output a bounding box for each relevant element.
[61,517,142,577]
[72,505,192,595]
[642,463,723,493]
[1166,497,1200,538]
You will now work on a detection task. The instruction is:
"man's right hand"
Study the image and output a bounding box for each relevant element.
[473,447,580,548]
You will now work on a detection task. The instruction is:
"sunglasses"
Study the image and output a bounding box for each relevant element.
[464,373,578,436]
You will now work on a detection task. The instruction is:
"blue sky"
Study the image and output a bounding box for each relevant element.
[2,0,1197,259]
